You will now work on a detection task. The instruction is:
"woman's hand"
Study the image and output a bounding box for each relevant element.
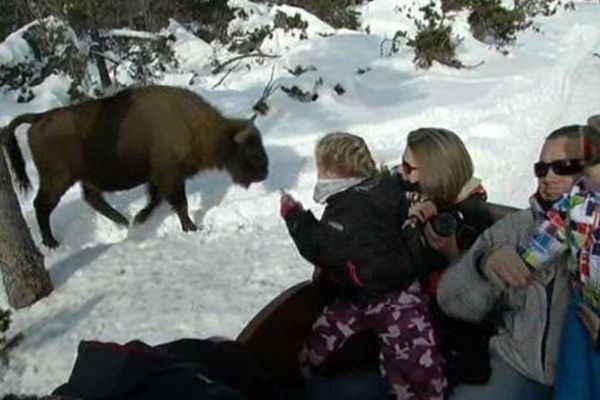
[424,222,461,262]
[409,200,438,223]
[578,303,600,346]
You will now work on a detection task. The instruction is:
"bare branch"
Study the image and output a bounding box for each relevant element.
[594,52,600,59]
[212,60,243,89]
[212,51,279,75]
[253,65,280,115]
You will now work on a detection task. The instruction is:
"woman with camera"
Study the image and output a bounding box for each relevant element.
[397,127,496,389]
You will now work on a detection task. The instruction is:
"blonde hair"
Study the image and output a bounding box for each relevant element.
[315,132,377,178]
[406,127,474,206]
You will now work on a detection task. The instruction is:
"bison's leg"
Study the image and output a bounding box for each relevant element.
[34,178,73,248]
[157,175,197,232]
[133,184,162,225]
[82,184,129,227]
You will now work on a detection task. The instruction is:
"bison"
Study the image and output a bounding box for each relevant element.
[1,85,269,248]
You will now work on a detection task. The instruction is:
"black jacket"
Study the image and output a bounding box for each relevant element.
[401,189,498,387]
[403,191,497,284]
[284,173,415,298]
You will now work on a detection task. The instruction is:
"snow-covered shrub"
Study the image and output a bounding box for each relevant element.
[441,0,470,12]
[228,24,274,54]
[260,0,372,30]
[0,18,88,102]
[446,0,569,48]
[274,11,309,36]
[228,8,312,54]
[104,33,178,86]
[407,2,462,69]
[171,0,236,43]
[468,0,530,47]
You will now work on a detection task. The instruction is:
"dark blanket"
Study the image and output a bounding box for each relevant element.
[52,338,275,400]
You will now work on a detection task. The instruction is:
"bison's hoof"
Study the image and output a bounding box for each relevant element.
[182,220,198,232]
[116,217,130,227]
[43,237,60,249]
[133,213,148,225]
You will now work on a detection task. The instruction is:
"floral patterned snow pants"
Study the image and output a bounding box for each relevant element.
[299,282,447,400]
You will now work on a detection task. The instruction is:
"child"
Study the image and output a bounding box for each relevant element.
[519,124,600,400]
[280,132,447,400]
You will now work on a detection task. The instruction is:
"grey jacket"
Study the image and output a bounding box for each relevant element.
[437,196,570,385]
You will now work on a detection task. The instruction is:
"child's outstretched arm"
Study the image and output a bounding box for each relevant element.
[520,195,571,270]
[280,193,324,266]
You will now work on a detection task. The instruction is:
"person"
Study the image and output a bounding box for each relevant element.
[397,127,496,387]
[280,132,447,400]
[519,124,600,400]
[437,125,592,400]
[589,114,600,132]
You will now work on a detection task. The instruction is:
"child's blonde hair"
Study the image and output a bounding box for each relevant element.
[315,132,377,178]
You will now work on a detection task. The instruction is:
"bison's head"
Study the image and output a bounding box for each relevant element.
[225,116,269,187]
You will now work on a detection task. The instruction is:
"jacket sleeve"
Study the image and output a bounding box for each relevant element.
[283,208,326,266]
[283,206,370,288]
[520,196,570,270]
[437,211,527,323]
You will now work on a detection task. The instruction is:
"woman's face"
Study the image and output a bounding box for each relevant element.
[400,147,420,184]
[537,137,583,202]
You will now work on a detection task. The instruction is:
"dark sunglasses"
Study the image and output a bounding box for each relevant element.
[534,159,585,178]
[402,160,418,174]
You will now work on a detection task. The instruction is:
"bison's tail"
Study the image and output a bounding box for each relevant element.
[1,113,44,192]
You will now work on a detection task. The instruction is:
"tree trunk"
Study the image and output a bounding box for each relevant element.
[90,29,112,88]
[0,149,52,309]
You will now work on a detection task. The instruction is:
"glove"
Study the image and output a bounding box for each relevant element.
[280,193,302,218]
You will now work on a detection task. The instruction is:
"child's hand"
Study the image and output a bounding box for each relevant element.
[280,193,302,218]
[578,303,600,345]
[409,200,438,223]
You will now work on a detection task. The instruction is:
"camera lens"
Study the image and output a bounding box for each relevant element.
[431,213,457,237]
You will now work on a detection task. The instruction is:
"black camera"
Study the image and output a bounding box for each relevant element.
[430,212,459,238]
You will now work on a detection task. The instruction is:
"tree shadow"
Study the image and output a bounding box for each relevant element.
[19,294,105,352]
[48,244,113,288]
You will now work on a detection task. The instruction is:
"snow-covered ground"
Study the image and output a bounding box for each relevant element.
[1,0,600,394]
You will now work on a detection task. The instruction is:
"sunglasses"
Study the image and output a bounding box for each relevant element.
[534,159,585,178]
[402,160,418,174]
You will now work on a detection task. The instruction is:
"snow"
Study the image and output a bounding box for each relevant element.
[166,20,215,73]
[104,29,159,41]
[1,0,600,395]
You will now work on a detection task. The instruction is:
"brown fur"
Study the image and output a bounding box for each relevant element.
[2,85,269,247]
